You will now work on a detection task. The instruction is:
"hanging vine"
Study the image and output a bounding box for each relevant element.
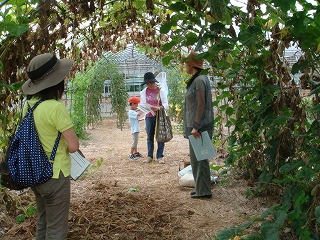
[0,0,320,238]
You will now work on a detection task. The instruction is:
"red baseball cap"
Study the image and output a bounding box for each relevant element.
[129,96,140,104]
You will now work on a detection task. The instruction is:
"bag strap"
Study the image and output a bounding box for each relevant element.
[49,132,61,161]
[27,100,61,161]
[28,100,42,112]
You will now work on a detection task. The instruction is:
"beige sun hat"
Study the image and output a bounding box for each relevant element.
[22,53,74,95]
[185,51,204,69]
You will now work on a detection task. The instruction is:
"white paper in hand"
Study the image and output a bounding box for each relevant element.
[188,131,216,161]
[70,150,90,180]
[137,103,155,116]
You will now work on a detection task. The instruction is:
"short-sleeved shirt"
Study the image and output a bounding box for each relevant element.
[23,98,73,178]
[128,109,140,133]
[145,88,160,117]
[184,75,214,135]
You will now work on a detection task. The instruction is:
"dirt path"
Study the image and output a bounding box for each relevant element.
[68,117,265,239]
[2,117,265,240]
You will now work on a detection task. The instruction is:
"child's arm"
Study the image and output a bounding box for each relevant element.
[136,109,143,116]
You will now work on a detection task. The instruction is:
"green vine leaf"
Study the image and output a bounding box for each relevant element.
[274,210,287,229]
[309,85,320,95]
[0,1,319,239]
[25,204,37,217]
[215,227,239,240]
[162,55,174,66]
[169,2,187,12]
[273,0,296,12]
[225,107,234,116]
[7,22,29,37]
[15,214,25,224]
[239,234,263,240]
[162,37,179,52]
[261,221,279,240]
[160,22,174,34]
[279,161,303,174]
[184,32,198,46]
[316,206,320,224]
[210,22,225,32]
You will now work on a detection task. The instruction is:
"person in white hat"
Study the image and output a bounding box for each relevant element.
[22,53,79,239]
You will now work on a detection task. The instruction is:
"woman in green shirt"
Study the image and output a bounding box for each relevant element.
[22,53,79,239]
[184,51,214,199]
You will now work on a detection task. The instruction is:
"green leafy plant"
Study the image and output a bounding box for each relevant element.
[160,0,320,239]
[166,67,185,123]
[0,0,320,239]
[69,57,116,138]
[78,158,104,180]
[16,204,36,224]
[104,60,128,130]
[68,72,89,139]
[0,82,24,163]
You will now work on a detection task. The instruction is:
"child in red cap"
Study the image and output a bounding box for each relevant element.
[128,96,143,160]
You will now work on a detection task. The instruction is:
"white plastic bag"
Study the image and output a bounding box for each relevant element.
[178,165,218,186]
[155,72,168,96]
[178,164,192,177]
[179,172,195,187]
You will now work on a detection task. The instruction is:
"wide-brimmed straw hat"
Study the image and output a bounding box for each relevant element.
[22,53,74,95]
[185,51,204,69]
[141,72,158,85]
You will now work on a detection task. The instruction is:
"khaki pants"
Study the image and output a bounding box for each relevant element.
[189,141,212,196]
[188,124,213,196]
[31,172,70,240]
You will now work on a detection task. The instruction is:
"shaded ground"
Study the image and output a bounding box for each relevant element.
[1,117,269,240]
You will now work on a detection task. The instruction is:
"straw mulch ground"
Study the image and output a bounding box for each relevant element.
[1,117,271,240]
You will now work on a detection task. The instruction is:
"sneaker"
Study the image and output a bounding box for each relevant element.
[134,152,143,157]
[144,156,153,163]
[157,157,165,164]
[129,154,136,160]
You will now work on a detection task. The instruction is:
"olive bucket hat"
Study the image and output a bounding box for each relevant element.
[141,72,158,85]
[22,53,74,95]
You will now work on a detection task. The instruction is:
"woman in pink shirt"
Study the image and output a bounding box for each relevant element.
[140,72,169,164]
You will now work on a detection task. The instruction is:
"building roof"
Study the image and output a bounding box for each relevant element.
[103,44,162,78]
